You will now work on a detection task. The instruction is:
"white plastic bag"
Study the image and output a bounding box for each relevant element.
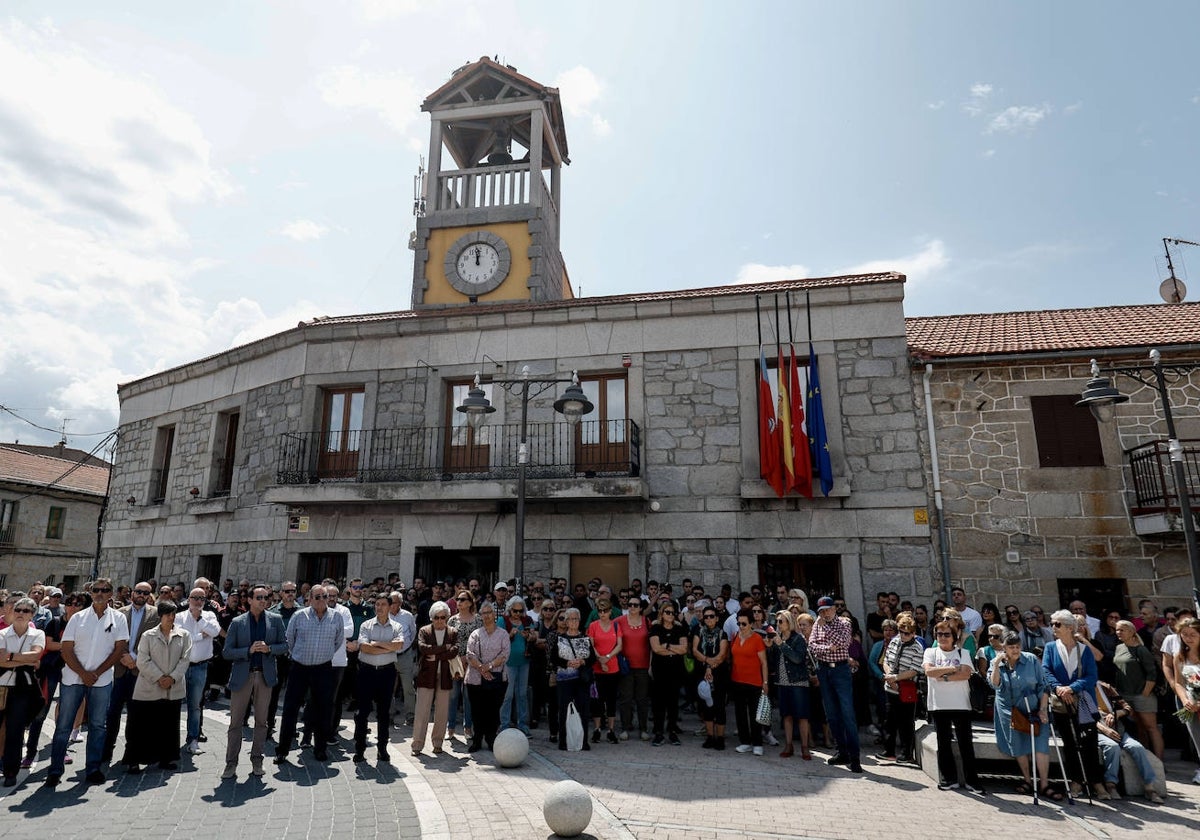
[565,701,585,751]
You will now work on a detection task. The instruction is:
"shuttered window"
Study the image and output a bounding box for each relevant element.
[1030,394,1105,467]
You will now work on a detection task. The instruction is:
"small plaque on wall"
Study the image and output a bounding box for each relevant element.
[288,515,309,533]
[368,518,394,536]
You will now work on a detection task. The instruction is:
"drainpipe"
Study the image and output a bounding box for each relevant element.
[923,364,953,602]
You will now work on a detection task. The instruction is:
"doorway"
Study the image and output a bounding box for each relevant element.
[298,552,349,585]
[757,554,843,601]
[414,547,500,590]
[1057,577,1129,617]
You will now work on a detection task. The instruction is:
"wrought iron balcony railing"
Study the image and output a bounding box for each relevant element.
[276,420,641,485]
[1126,438,1200,515]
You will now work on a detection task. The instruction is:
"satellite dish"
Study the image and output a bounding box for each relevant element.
[1160,275,1187,304]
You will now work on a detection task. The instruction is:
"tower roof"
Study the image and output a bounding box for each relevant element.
[422,56,569,167]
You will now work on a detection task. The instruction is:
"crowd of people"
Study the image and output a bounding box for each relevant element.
[0,574,1197,806]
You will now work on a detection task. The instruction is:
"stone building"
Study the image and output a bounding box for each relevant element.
[0,444,110,591]
[100,274,933,612]
[909,302,1200,614]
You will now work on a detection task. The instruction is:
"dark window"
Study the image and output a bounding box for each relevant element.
[298,552,348,586]
[1031,395,1105,468]
[576,373,628,474]
[0,499,18,547]
[757,554,842,602]
[45,506,65,539]
[318,388,365,478]
[150,425,176,504]
[212,411,240,497]
[135,557,157,582]
[197,554,222,583]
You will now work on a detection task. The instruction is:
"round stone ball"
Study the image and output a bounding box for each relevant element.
[493,728,529,768]
[543,780,593,838]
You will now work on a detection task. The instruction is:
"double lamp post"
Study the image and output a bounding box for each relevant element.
[457,367,594,595]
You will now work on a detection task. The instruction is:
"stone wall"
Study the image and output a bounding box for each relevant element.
[918,356,1200,609]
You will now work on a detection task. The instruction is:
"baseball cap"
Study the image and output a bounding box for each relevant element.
[816,596,836,611]
[46,587,63,598]
[494,582,509,591]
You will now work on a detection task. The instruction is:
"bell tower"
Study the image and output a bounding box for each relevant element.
[411,57,572,308]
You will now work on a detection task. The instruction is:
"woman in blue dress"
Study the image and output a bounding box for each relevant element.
[989,631,1055,798]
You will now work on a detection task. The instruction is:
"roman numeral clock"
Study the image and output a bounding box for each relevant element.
[411,57,572,308]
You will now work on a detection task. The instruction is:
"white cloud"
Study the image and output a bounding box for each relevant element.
[986,104,1051,134]
[981,148,996,158]
[1064,101,1083,114]
[358,0,429,20]
[317,64,420,134]
[839,239,949,286]
[733,263,811,285]
[554,66,611,138]
[927,100,945,110]
[278,219,329,241]
[963,83,993,116]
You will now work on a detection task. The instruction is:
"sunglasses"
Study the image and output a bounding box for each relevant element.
[13,608,34,615]
[252,595,269,601]
[703,614,718,620]
[628,602,641,608]
[282,589,297,594]
[432,615,448,620]
[310,594,328,601]
[1005,610,1019,616]
[1051,621,1065,627]
[935,631,953,638]
[988,633,1002,639]
[188,596,205,601]
[92,587,112,594]
[134,589,153,595]
[660,610,676,616]
[737,621,750,627]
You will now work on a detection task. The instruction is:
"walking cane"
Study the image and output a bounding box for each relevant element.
[1066,712,1094,806]
[1046,712,1074,804]
[1023,696,1038,805]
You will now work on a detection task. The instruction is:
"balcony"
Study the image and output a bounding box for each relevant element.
[1126,439,1200,536]
[431,163,558,235]
[265,420,643,506]
[0,522,20,549]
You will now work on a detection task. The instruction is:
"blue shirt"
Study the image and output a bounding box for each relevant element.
[285,607,345,666]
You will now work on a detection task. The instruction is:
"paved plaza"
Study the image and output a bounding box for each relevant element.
[1,703,1198,840]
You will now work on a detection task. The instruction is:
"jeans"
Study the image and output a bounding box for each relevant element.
[448,677,473,732]
[1098,731,1157,787]
[500,661,530,732]
[50,682,112,775]
[184,662,208,742]
[103,670,137,761]
[817,661,860,758]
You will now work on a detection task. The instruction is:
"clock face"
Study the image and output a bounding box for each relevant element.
[444,231,511,295]
[456,242,500,285]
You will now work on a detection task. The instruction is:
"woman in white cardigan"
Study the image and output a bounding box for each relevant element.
[123,600,192,772]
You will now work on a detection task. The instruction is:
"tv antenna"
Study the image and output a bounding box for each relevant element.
[1161,237,1199,303]
[412,155,427,218]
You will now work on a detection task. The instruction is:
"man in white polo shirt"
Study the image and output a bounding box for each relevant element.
[179,587,221,757]
[46,578,129,786]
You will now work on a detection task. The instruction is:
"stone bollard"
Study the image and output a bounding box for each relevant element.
[493,728,529,768]
[543,779,592,837]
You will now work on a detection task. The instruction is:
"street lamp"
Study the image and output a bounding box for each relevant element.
[457,366,593,594]
[1077,349,1200,613]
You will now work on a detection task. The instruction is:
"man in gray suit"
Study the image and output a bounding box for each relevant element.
[103,581,158,764]
[222,583,288,779]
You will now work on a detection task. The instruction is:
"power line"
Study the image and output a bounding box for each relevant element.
[2,431,118,506]
[0,405,115,438]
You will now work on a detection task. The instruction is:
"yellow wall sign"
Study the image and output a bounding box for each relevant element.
[288,515,309,533]
[913,509,929,525]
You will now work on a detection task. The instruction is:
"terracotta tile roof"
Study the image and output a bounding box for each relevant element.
[0,446,110,496]
[907,302,1200,360]
[308,272,904,327]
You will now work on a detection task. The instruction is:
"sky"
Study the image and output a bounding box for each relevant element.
[2,1,1200,453]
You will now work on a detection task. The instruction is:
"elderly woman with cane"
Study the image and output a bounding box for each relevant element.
[1043,609,1106,802]
[989,631,1055,800]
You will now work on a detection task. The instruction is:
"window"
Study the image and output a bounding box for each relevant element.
[1031,395,1104,468]
[135,557,157,582]
[757,554,842,602]
[197,554,222,583]
[61,575,78,595]
[0,499,17,547]
[298,552,347,585]
[444,380,493,473]
[576,374,628,474]
[318,387,365,478]
[212,410,240,497]
[45,506,65,539]
[150,425,176,504]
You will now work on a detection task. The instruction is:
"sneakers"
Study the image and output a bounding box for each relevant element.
[937,781,960,791]
[251,760,265,777]
[735,744,754,753]
[763,731,779,746]
[68,729,82,744]
[849,761,864,774]
[618,730,630,741]
[592,729,602,744]
[1192,769,1200,785]
[221,763,237,780]
[607,730,619,745]
[963,783,986,795]
[701,736,715,749]
[826,753,850,766]
[639,730,651,742]
[652,734,665,747]
[186,740,203,755]
[20,756,33,769]
[668,734,681,746]
[752,746,764,756]
[713,738,725,751]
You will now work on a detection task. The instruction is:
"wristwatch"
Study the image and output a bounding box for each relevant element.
[940,674,950,682]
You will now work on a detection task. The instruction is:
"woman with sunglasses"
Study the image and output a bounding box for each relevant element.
[411,601,459,756]
[464,602,509,753]
[1113,619,1163,760]
[533,600,560,741]
[728,608,769,756]
[1003,604,1023,636]
[649,601,689,746]
[692,605,729,750]
[616,598,651,741]
[122,599,191,773]
[1043,610,1105,800]
[922,616,983,793]
[0,597,46,786]
[1094,609,1122,683]
[586,597,623,744]
[989,630,1053,798]
[23,593,83,769]
[879,612,923,764]
[446,591,480,740]
[974,603,1002,652]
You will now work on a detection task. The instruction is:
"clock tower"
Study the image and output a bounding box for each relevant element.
[411,57,572,308]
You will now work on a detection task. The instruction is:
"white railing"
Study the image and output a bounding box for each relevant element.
[436,164,531,211]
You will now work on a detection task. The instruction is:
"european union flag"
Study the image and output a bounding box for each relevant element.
[807,342,833,496]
